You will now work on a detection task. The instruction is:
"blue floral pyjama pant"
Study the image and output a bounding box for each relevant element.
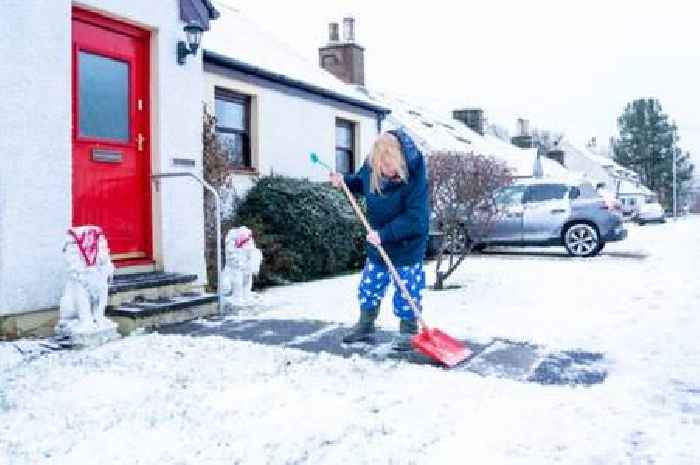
[357,259,425,320]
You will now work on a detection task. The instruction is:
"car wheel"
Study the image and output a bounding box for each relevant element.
[564,223,600,257]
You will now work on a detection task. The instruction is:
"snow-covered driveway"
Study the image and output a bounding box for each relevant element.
[2,217,699,464]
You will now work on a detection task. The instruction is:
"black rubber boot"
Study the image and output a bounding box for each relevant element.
[342,308,379,344]
[391,318,419,351]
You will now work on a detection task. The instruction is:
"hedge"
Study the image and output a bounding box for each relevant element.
[232,175,366,286]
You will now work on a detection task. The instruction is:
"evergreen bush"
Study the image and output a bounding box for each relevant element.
[234,175,366,286]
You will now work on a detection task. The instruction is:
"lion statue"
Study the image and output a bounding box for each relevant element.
[55,226,118,343]
[221,226,263,308]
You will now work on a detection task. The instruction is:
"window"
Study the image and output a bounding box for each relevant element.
[79,51,129,141]
[335,119,355,174]
[524,184,569,203]
[495,185,527,206]
[578,183,598,198]
[215,88,252,169]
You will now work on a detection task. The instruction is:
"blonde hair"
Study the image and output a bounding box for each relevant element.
[369,132,408,194]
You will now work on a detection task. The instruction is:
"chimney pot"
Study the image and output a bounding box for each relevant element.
[517,118,530,136]
[343,17,355,42]
[328,22,339,43]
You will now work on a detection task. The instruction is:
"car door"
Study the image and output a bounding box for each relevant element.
[484,185,527,243]
[522,184,570,241]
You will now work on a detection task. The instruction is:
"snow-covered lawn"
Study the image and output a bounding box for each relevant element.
[2,217,699,464]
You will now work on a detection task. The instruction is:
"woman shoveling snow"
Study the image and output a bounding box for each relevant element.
[329,129,429,351]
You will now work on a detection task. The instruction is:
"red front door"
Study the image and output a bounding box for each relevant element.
[72,8,151,261]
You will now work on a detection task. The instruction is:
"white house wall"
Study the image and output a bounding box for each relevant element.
[1,0,206,316]
[1,1,72,315]
[203,64,379,205]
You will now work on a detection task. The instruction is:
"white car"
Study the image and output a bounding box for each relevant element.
[636,201,666,225]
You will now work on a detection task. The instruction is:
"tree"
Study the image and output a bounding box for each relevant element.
[428,152,512,290]
[614,98,695,210]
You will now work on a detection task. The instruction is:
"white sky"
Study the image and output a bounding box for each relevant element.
[216,0,700,167]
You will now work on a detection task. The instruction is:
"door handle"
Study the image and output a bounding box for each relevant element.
[137,133,145,152]
[551,209,566,214]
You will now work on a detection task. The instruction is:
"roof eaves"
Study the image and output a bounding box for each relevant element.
[203,50,391,116]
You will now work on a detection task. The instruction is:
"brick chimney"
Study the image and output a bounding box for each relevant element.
[453,108,485,135]
[319,17,365,85]
[511,118,533,148]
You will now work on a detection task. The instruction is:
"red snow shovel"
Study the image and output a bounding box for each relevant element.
[311,153,471,367]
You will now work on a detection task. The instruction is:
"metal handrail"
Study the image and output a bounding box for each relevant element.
[152,172,222,313]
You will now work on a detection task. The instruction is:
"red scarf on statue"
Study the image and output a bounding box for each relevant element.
[68,228,102,267]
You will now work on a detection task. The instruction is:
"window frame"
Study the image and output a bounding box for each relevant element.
[494,185,528,206]
[335,118,356,175]
[214,87,252,170]
[75,47,133,145]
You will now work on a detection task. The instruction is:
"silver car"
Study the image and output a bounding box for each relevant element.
[471,178,628,257]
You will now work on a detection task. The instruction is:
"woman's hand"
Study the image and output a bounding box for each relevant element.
[329,172,343,189]
[366,230,381,247]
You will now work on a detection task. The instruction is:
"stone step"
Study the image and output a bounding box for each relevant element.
[108,272,201,308]
[106,292,219,335]
[109,271,198,293]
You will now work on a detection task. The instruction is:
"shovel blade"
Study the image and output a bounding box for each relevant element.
[411,328,471,368]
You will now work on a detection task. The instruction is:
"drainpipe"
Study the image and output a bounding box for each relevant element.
[376,111,386,133]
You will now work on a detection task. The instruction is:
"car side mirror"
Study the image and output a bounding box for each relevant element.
[569,188,581,200]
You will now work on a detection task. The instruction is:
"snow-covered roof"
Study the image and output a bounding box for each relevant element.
[586,152,639,179]
[585,150,617,168]
[483,134,572,179]
[573,143,639,178]
[361,90,572,179]
[617,179,653,196]
[204,3,388,114]
[560,139,642,184]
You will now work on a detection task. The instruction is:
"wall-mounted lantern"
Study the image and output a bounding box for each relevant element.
[177,21,204,65]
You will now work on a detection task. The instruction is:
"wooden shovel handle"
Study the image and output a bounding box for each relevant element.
[338,180,429,331]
